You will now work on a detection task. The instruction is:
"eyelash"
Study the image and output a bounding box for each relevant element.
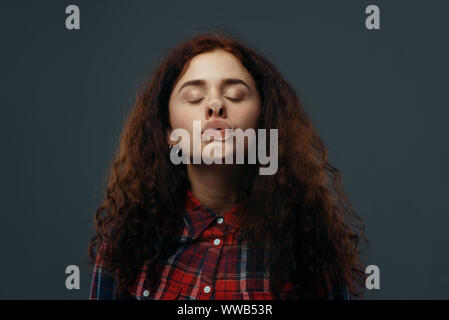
[226,97,242,102]
[189,98,203,104]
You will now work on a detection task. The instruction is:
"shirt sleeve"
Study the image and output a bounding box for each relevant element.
[89,242,118,300]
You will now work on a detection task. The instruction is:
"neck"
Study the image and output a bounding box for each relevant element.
[187,164,247,215]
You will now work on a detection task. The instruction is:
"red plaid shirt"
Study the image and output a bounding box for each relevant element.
[89,189,349,300]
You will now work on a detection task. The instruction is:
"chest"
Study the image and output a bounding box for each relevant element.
[126,235,297,300]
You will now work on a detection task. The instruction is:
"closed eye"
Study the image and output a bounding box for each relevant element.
[225,97,243,102]
[189,97,242,104]
[189,98,204,104]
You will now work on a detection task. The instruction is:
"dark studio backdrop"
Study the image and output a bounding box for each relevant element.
[1,0,448,299]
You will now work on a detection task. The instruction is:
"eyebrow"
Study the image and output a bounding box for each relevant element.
[177,78,251,94]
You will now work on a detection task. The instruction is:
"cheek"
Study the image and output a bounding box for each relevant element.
[231,103,261,129]
[169,106,196,132]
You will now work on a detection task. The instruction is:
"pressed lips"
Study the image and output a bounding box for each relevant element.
[201,120,233,141]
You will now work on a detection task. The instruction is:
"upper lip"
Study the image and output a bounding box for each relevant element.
[201,120,232,134]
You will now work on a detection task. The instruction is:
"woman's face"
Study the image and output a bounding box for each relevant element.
[168,50,261,162]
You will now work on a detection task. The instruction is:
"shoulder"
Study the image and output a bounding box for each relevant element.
[311,264,351,300]
[89,241,119,300]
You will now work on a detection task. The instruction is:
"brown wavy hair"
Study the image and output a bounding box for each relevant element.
[88,30,368,299]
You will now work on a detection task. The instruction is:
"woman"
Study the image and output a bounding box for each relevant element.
[88,31,367,300]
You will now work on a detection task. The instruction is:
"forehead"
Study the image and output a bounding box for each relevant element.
[176,50,253,85]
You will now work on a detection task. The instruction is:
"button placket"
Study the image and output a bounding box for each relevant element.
[195,215,225,299]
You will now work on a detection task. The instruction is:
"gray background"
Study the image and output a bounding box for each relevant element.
[1,0,448,299]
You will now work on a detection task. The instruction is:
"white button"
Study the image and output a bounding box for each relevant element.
[203,286,211,294]
[143,290,150,297]
[213,239,221,246]
[217,217,224,224]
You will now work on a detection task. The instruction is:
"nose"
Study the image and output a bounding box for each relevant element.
[206,100,226,119]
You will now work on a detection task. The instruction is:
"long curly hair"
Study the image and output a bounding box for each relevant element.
[88,30,368,299]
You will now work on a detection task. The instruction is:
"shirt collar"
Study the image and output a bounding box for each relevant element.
[184,189,242,239]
